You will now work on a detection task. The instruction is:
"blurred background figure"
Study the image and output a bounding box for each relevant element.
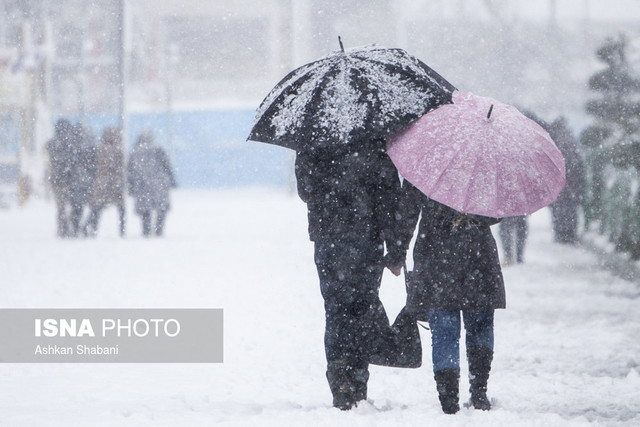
[546,117,586,245]
[46,119,74,237]
[84,127,126,237]
[127,132,176,237]
[67,123,97,238]
[498,215,529,266]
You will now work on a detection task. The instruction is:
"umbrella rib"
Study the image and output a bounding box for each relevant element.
[493,152,501,216]
[514,151,561,215]
[257,62,319,114]
[297,61,344,144]
[428,143,467,199]
[516,168,536,215]
[537,150,567,201]
[460,149,481,213]
[355,50,456,93]
[253,70,318,125]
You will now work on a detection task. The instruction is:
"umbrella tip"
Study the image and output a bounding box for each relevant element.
[338,36,345,53]
[486,104,494,120]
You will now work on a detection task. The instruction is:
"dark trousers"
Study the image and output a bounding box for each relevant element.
[314,239,385,368]
[140,209,168,237]
[86,203,126,237]
[69,203,85,237]
[551,203,579,244]
[498,215,528,263]
[53,192,69,238]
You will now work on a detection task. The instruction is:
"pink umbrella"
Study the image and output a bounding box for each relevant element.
[387,91,566,217]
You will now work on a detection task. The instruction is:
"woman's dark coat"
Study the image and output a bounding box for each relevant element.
[397,182,506,312]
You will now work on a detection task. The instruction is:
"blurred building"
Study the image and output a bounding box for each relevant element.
[0,0,639,199]
[0,0,403,197]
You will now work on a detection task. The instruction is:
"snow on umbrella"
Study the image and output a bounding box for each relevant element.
[387,91,566,217]
[247,38,456,152]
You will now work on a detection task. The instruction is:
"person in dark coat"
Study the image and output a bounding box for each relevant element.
[498,215,528,265]
[396,182,505,414]
[546,117,586,244]
[46,119,74,237]
[295,141,406,410]
[66,123,97,237]
[127,132,176,237]
[84,127,126,237]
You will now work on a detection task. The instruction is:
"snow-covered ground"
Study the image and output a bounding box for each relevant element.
[1,188,639,426]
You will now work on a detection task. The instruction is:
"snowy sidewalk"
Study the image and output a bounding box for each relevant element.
[0,189,639,426]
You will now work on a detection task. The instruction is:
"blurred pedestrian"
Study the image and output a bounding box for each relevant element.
[84,127,126,237]
[127,132,176,237]
[46,118,74,237]
[498,215,528,265]
[547,117,586,244]
[397,182,505,414]
[66,123,97,237]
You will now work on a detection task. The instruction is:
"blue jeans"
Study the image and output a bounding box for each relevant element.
[428,310,494,372]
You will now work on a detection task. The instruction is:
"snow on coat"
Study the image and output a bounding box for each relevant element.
[294,142,405,267]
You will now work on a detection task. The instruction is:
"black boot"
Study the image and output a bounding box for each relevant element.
[467,346,493,410]
[326,360,357,410]
[434,368,460,414]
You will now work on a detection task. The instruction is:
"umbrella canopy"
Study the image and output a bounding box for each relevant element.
[387,91,566,217]
[248,39,456,152]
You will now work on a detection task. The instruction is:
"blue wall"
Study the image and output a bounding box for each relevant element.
[65,108,293,188]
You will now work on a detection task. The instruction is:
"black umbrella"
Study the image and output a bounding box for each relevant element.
[247,38,456,152]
